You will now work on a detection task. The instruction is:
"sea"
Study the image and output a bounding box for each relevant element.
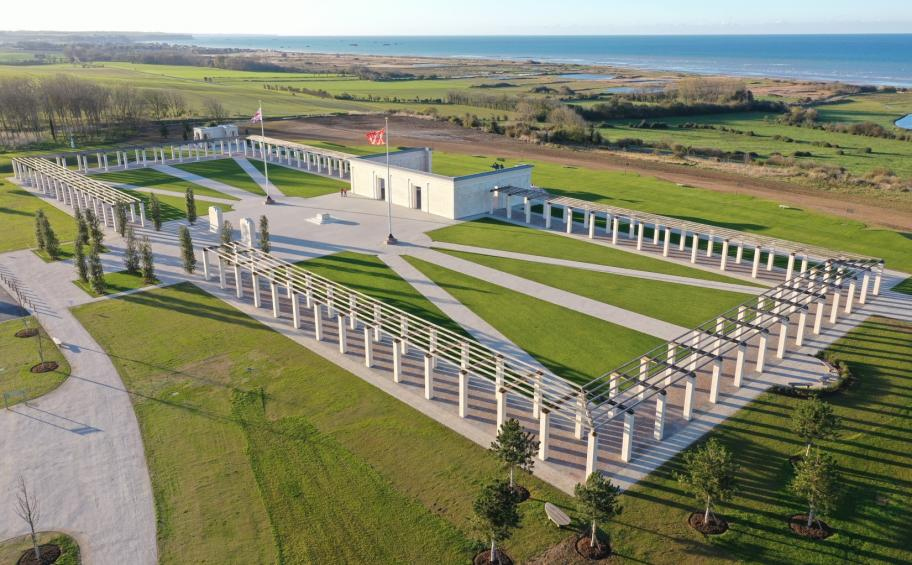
[169,34,912,87]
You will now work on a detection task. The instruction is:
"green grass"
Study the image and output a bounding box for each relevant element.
[892,277,912,296]
[0,532,80,565]
[0,179,77,252]
[247,159,347,199]
[73,270,158,297]
[296,251,469,337]
[404,255,663,383]
[440,248,752,328]
[0,316,70,406]
[172,159,265,196]
[72,283,578,563]
[428,218,760,286]
[93,168,239,201]
[131,191,233,223]
[611,316,912,564]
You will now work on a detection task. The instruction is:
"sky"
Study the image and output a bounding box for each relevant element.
[4,0,911,35]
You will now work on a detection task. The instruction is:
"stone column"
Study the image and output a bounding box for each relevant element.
[574,389,586,440]
[654,393,666,441]
[544,202,552,229]
[709,356,722,404]
[734,343,746,387]
[537,409,550,460]
[524,198,532,224]
[373,304,382,341]
[313,304,324,341]
[251,272,262,308]
[638,356,649,401]
[532,372,542,418]
[735,243,744,264]
[766,248,776,271]
[588,212,596,238]
[620,412,634,462]
[565,207,573,234]
[664,344,675,386]
[813,298,825,335]
[720,239,730,271]
[218,258,226,289]
[586,430,600,475]
[392,339,402,383]
[844,279,857,314]
[873,265,883,296]
[829,288,842,324]
[338,314,347,354]
[636,222,644,250]
[611,217,619,244]
[424,353,435,400]
[795,309,807,347]
[628,217,635,239]
[234,264,244,298]
[663,227,671,257]
[683,373,695,420]
[202,249,211,280]
[651,223,660,245]
[706,235,714,258]
[756,330,768,373]
[690,233,699,263]
[679,229,687,251]
[363,327,373,367]
[291,292,302,329]
[271,282,280,318]
[458,370,468,418]
[786,252,796,280]
[751,247,762,278]
[776,318,789,359]
[609,372,619,398]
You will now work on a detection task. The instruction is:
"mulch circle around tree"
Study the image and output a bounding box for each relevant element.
[688,512,729,535]
[17,544,62,565]
[511,484,530,502]
[473,548,514,565]
[15,328,39,338]
[789,514,834,539]
[30,361,59,374]
[575,535,612,560]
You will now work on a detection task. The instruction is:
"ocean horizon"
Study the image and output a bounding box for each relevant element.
[168,34,912,87]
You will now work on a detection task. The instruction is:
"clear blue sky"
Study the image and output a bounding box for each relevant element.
[6,0,911,35]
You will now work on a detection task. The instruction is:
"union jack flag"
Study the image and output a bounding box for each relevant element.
[366,128,385,145]
[250,108,263,124]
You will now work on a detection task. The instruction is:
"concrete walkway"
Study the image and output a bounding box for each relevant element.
[233,157,283,197]
[405,247,689,341]
[101,183,238,206]
[153,164,258,201]
[432,241,764,295]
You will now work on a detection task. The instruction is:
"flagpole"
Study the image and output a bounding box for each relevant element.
[260,100,272,204]
[385,116,396,244]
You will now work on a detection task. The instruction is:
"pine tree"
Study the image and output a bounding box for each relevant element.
[220,219,233,245]
[149,194,162,231]
[74,207,89,246]
[88,242,105,295]
[185,187,197,224]
[85,208,103,247]
[140,237,156,284]
[34,210,46,250]
[473,479,521,564]
[74,241,88,283]
[123,227,140,274]
[490,418,539,490]
[258,215,270,253]
[575,473,622,549]
[179,226,196,273]
[114,203,128,236]
[42,218,60,260]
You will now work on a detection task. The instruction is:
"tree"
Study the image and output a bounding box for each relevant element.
[15,476,42,564]
[34,210,46,250]
[790,448,840,528]
[140,237,155,284]
[88,242,105,295]
[792,397,840,457]
[149,194,162,231]
[675,438,737,526]
[85,208,103,247]
[179,226,196,273]
[41,216,60,259]
[123,227,140,274]
[473,479,520,564]
[490,418,539,489]
[575,472,621,549]
[74,207,89,246]
[203,98,228,122]
[220,219,233,244]
[114,203,128,236]
[258,214,270,253]
[74,240,88,282]
[185,186,197,224]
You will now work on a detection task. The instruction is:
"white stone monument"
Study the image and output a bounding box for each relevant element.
[208,206,223,234]
[239,217,256,247]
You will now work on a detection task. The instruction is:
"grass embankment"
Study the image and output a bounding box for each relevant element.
[428,218,758,286]
[608,316,912,564]
[0,532,80,565]
[404,255,662,382]
[439,248,752,328]
[73,283,577,563]
[73,270,159,297]
[93,168,239,201]
[0,316,70,406]
[0,180,76,253]
[247,159,348,199]
[173,158,265,196]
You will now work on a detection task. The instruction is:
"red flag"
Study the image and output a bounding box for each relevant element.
[250,108,263,124]
[366,128,385,145]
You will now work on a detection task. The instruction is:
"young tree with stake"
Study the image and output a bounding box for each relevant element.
[675,438,737,528]
[88,242,105,295]
[34,210,46,251]
[790,448,840,529]
[140,237,156,284]
[179,226,196,273]
[792,396,840,457]
[123,227,140,274]
[149,194,162,231]
[15,476,42,564]
[75,207,89,246]
[259,215,270,253]
[490,418,538,493]
[74,239,88,283]
[221,219,233,245]
[473,479,520,564]
[575,472,621,550]
[41,216,60,260]
[85,208,103,247]
[185,186,197,224]
[114,203,128,236]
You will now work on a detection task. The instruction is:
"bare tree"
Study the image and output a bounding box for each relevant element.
[15,476,41,563]
[203,98,228,122]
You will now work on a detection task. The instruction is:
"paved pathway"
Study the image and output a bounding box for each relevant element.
[233,157,282,197]
[153,164,257,200]
[101,183,238,206]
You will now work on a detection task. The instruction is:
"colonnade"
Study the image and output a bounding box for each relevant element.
[54,137,248,173]
[246,136,351,180]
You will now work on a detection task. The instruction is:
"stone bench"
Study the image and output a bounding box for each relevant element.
[544,502,571,528]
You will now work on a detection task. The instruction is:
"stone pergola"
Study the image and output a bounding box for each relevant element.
[245,135,352,180]
[48,137,248,173]
[12,156,144,229]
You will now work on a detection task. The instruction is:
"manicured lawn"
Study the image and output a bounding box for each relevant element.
[428,217,758,286]
[296,251,469,337]
[73,283,578,563]
[608,316,912,564]
[404,255,663,383]
[173,159,265,196]
[0,179,76,253]
[131,191,233,223]
[0,316,70,406]
[0,532,80,565]
[93,168,239,201]
[73,270,159,297]
[247,159,348,199]
[440,248,752,328]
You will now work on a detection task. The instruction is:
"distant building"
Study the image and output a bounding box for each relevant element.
[193,124,239,141]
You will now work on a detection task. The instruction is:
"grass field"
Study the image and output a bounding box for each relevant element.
[608,316,912,564]
[247,159,348,199]
[0,532,80,565]
[0,316,70,406]
[72,283,579,563]
[129,190,233,223]
[404,255,663,382]
[439,248,752,328]
[172,159,265,196]
[73,270,158,297]
[0,179,77,253]
[93,168,239,201]
[296,251,469,337]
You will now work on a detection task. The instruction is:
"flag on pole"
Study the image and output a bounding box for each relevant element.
[366,128,385,145]
[250,108,263,124]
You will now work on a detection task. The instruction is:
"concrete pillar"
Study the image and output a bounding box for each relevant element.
[621,412,634,463]
[202,249,211,280]
[628,217,635,239]
[588,212,596,239]
[786,252,796,280]
[664,343,675,386]
[735,243,744,264]
[756,330,768,373]
[496,386,506,429]
[544,202,552,229]
[574,390,585,440]
[291,292,301,329]
[859,272,871,305]
[800,256,809,273]
[752,247,761,278]
[638,356,649,401]
[705,235,714,258]
[532,372,542,419]
[583,209,590,229]
[734,343,746,387]
[217,258,226,289]
[679,229,687,251]
[654,393,666,441]
[565,207,573,234]
[873,266,883,296]
[313,304,323,341]
[373,304,382,342]
[234,264,243,298]
[766,248,776,271]
[795,309,807,347]
[586,430,599,475]
[524,197,531,224]
[720,239,729,271]
[337,315,348,353]
[424,353,435,400]
[662,227,671,257]
[270,282,280,318]
[844,280,857,314]
[652,223,660,245]
[538,409,550,461]
[776,319,789,359]
[400,317,409,354]
[392,339,402,383]
[458,370,468,418]
[611,216,619,244]
[829,289,841,324]
[636,222,644,250]
[690,233,699,263]
[813,299,825,335]
[683,373,695,421]
[251,273,261,308]
[709,356,722,404]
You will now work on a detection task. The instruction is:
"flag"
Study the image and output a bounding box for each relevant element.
[366,128,385,146]
[250,108,263,124]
